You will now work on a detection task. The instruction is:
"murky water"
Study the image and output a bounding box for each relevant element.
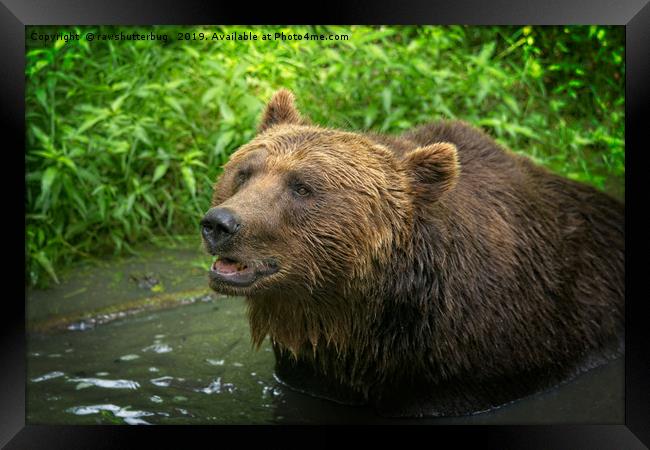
[28,298,281,425]
[27,244,624,425]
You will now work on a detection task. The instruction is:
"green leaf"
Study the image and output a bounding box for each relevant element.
[184,46,200,59]
[367,44,389,62]
[165,79,185,90]
[381,88,392,113]
[30,125,52,148]
[62,175,87,218]
[35,88,48,109]
[34,251,59,284]
[125,193,135,213]
[201,87,221,106]
[77,113,108,134]
[142,192,157,207]
[355,28,397,45]
[477,42,496,65]
[188,160,208,168]
[181,166,196,197]
[152,164,169,183]
[111,94,128,112]
[214,131,235,156]
[506,124,540,140]
[111,81,130,91]
[134,126,151,146]
[134,204,152,221]
[503,96,520,115]
[29,59,49,76]
[219,101,235,122]
[41,166,58,197]
[57,156,77,171]
[164,97,184,114]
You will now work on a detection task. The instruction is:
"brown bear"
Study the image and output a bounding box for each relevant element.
[201,89,624,417]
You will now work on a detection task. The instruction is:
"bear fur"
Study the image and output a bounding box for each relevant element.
[203,89,624,417]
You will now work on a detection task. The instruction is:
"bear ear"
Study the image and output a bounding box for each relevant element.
[258,89,306,133]
[402,142,460,203]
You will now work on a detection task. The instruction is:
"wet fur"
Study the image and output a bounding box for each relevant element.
[207,90,624,416]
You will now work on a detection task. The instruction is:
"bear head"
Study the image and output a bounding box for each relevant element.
[202,89,459,353]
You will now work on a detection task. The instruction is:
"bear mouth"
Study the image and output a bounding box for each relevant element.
[209,256,279,288]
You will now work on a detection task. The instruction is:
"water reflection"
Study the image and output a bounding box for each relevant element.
[66,404,155,425]
[68,377,140,390]
[150,376,174,387]
[31,371,65,383]
[142,343,173,354]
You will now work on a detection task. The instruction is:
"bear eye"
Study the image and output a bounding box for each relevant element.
[287,171,313,198]
[292,184,311,197]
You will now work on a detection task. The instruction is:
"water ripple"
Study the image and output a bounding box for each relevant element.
[150,376,174,387]
[68,377,140,390]
[142,343,173,353]
[31,371,65,383]
[67,404,154,425]
[196,377,236,394]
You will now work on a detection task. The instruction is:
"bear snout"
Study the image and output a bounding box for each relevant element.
[201,207,242,253]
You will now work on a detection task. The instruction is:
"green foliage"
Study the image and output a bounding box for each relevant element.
[25,25,624,287]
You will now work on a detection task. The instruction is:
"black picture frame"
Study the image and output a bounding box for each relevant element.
[3,0,649,447]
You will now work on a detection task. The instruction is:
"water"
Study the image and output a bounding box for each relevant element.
[26,245,624,425]
[28,299,280,425]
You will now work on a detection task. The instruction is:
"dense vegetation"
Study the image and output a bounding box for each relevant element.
[26,25,625,287]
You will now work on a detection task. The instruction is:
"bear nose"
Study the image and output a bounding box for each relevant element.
[201,207,241,245]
